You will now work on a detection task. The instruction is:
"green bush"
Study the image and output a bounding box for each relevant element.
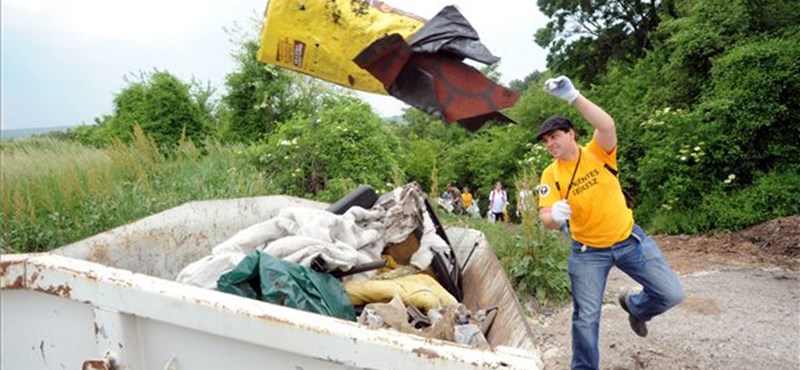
[245,95,403,199]
[106,71,210,146]
[505,227,571,303]
[649,166,800,233]
[633,32,800,233]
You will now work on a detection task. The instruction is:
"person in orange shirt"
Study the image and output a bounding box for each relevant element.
[460,186,473,210]
[537,76,684,370]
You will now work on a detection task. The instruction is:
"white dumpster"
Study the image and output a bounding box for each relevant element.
[1,196,543,370]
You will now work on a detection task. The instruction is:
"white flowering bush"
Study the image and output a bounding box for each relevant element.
[244,95,403,201]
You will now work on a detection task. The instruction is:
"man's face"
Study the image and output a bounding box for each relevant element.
[540,129,575,159]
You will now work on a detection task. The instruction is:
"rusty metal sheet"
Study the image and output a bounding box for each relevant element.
[448,228,540,354]
[2,253,541,369]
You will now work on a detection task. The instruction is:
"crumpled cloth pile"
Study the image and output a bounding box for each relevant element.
[177,183,449,290]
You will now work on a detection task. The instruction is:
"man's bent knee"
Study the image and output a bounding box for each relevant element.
[663,283,685,309]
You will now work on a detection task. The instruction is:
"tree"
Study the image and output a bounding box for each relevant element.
[438,124,530,208]
[479,63,502,83]
[100,70,209,146]
[220,40,297,142]
[189,78,220,130]
[392,107,470,144]
[587,0,800,232]
[534,0,672,83]
[509,70,543,93]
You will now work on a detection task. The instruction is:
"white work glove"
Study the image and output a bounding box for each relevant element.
[551,200,572,225]
[544,76,581,103]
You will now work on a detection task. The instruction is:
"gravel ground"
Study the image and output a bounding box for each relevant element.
[529,267,800,369]
[527,216,800,369]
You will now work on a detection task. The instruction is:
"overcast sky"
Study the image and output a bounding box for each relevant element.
[1,0,548,130]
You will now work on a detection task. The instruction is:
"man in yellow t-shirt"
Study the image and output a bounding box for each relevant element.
[537,76,684,370]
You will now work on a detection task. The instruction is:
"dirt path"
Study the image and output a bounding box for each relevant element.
[527,216,800,369]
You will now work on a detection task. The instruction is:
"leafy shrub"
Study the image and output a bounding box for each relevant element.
[506,228,571,303]
[634,32,800,232]
[104,71,210,146]
[245,95,403,198]
[649,165,800,233]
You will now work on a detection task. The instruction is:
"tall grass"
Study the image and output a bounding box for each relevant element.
[1,127,270,253]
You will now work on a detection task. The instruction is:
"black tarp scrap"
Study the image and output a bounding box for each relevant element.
[354,6,520,132]
[406,5,500,65]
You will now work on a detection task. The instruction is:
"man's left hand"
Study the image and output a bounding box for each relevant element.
[544,76,581,103]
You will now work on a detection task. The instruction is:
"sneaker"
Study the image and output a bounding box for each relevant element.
[618,292,648,337]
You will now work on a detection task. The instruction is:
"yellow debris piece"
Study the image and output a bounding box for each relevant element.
[257,0,425,94]
[344,273,457,311]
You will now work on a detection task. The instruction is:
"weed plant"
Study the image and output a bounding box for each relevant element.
[437,169,571,305]
[507,170,571,304]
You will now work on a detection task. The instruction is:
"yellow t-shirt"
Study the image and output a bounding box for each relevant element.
[537,138,633,247]
[461,192,473,208]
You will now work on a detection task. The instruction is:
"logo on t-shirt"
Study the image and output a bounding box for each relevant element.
[537,184,551,197]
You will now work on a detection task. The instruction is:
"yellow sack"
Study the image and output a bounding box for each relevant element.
[344,273,458,311]
[257,0,425,94]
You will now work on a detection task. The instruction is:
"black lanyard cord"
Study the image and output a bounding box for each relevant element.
[564,148,582,200]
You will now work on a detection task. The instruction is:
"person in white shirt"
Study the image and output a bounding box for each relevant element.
[488,182,507,222]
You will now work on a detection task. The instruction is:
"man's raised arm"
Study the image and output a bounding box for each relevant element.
[544,76,617,152]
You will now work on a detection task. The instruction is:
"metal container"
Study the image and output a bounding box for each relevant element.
[1,196,542,370]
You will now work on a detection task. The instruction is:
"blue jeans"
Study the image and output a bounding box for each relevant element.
[568,225,684,370]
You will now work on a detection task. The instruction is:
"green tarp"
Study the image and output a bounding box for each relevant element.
[217,250,356,321]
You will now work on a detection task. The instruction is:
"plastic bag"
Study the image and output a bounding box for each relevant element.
[467,203,481,219]
[454,324,490,348]
[217,250,356,321]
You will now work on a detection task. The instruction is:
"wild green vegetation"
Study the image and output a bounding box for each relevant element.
[1,129,268,252]
[2,0,798,303]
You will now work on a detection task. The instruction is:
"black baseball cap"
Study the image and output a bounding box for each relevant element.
[536,115,574,141]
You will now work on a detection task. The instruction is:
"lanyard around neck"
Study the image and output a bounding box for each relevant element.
[564,148,582,200]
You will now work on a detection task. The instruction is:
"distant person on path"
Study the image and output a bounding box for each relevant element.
[536,76,684,370]
[488,182,507,222]
[461,186,473,211]
[447,183,463,214]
